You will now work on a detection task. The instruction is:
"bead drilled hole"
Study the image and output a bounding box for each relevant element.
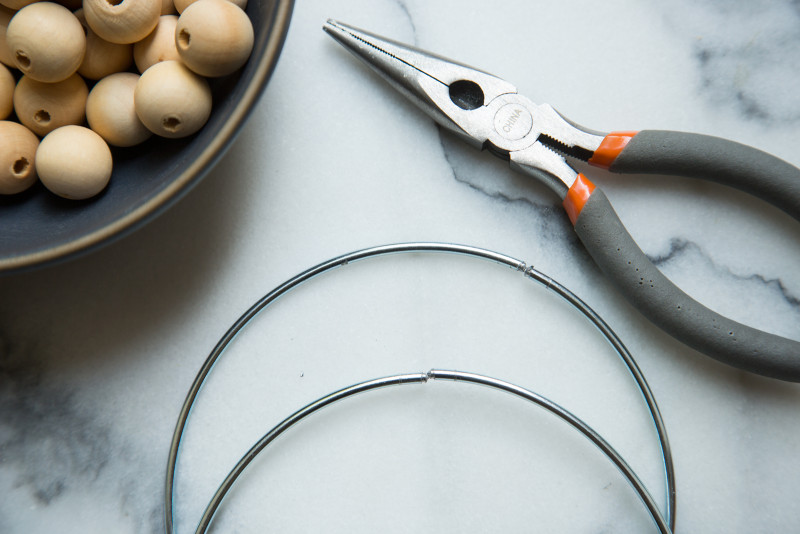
[12,157,29,177]
[34,110,51,124]
[105,0,124,6]
[177,29,191,49]
[15,51,30,69]
[162,116,181,132]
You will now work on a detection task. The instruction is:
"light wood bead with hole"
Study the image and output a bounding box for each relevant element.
[0,5,16,67]
[14,73,88,137]
[36,125,112,199]
[75,8,133,80]
[6,2,86,83]
[0,120,39,195]
[173,0,244,14]
[133,15,179,73]
[0,63,13,119]
[86,72,151,147]
[83,0,160,44]
[135,60,211,138]
[175,0,253,77]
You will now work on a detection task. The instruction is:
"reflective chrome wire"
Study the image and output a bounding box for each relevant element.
[194,369,672,534]
[165,243,676,533]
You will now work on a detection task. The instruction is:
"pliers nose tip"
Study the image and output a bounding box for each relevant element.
[321,19,362,54]
[321,19,346,39]
[323,20,525,150]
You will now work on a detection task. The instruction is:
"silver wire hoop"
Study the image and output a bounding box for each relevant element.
[194,369,672,534]
[165,243,676,533]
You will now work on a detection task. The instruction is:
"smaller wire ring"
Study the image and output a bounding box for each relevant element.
[194,369,672,534]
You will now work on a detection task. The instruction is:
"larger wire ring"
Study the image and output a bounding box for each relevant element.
[165,243,676,533]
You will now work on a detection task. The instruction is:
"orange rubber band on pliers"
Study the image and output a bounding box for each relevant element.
[588,131,639,169]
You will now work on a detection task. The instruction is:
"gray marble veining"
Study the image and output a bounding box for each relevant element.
[1,0,799,532]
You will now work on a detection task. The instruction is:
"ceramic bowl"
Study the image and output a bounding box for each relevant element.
[0,0,294,273]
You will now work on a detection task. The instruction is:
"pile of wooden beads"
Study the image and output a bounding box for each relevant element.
[0,0,254,199]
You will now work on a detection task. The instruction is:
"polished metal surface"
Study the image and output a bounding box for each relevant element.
[323,21,605,198]
[323,20,516,150]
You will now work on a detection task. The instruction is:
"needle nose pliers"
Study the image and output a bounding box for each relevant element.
[323,20,800,382]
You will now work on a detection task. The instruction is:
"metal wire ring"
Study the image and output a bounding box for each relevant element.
[165,243,676,533]
[194,369,671,534]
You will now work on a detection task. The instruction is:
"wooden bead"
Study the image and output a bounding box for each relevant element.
[75,8,133,80]
[14,73,88,137]
[173,0,245,14]
[133,15,179,73]
[86,72,151,147]
[36,125,112,199]
[0,120,39,195]
[83,0,160,44]
[0,5,16,67]
[0,63,13,119]
[6,2,86,83]
[175,0,253,77]
[135,60,211,138]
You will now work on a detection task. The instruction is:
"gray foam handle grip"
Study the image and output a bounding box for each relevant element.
[574,189,800,382]
[610,130,800,221]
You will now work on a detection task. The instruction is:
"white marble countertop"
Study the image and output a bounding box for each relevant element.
[2,0,800,532]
